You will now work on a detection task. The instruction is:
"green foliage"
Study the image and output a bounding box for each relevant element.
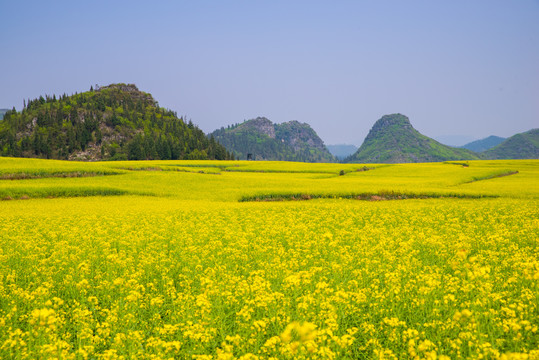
[483,129,539,159]
[0,186,129,200]
[211,117,335,162]
[345,114,481,163]
[0,84,233,161]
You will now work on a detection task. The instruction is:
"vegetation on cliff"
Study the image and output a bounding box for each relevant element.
[211,117,335,162]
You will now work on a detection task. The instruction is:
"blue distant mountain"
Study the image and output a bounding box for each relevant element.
[326,144,358,160]
[434,135,475,147]
[461,136,506,152]
[0,109,9,120]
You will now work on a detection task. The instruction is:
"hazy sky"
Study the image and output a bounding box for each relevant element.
[2,1,538,146]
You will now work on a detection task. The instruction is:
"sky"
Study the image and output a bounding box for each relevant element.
[1,1,538,146]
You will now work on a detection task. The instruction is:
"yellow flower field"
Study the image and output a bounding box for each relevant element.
[0,158,537,359]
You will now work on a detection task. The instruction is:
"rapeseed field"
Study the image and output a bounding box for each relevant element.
[0,158,537,359]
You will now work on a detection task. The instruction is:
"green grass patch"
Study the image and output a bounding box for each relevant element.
[0,187,131,200]
[462,170,519,184]
[0,170,122,180]
[444,161,470,167]
[239,190,497,202]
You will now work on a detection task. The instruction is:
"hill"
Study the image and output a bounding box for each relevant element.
[461,135,505,152]
[345,113,480,163]
[211,117,335,162]
[483,129,539,159]
[0,109,9,120]
[326,144,358,160]
[0,84,233,161]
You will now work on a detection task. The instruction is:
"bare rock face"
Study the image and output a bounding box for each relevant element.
[240,117,276,138]
[276,120,327,152]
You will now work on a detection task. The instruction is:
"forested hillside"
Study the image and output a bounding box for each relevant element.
[0,84,233,161]
[483,129,539,159]
[211,117,335,162]
[345,114,480,163]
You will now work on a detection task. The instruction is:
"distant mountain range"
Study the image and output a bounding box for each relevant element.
[210,117,335,162]
[434,135,476,147]
[344,114,538,163]
[211,114,539,164]
[326,144,358,160]
[461,136,506,152]
[1,84,537,163]
[0,109,9,120]
[0,84,233,161]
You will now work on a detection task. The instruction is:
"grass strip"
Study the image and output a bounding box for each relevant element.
[114,166,222,175]
[239,190,497,202]
[0,171,122,180]
[0,187,131,200]
[462,170,519,184]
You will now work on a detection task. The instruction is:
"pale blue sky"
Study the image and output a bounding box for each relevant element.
[1,1,538,146]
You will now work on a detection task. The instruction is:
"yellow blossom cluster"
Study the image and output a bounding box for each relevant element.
[0,158,537,359]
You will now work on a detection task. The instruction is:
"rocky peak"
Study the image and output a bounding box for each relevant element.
[371,113,413,132]
[277,121,326,151]
[345,113,480,163]
[98,83,140,93]
[211,117,335,162]
[97,83,156,105]
[241,117,276,138]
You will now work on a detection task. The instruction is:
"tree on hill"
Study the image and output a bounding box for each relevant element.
[0,84,234,161]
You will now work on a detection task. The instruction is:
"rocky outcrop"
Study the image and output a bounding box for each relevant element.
[211,117,335,162]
